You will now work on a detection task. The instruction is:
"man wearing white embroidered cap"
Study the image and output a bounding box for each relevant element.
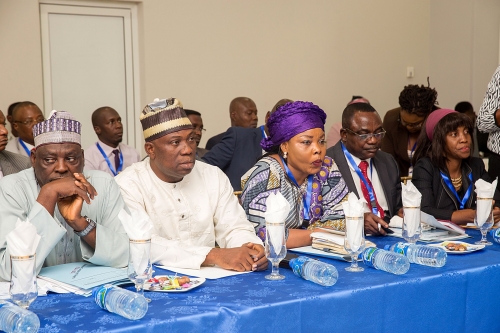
[115,98,268,272]
[0,110,129,281]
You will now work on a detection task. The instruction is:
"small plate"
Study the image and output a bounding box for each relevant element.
[429,241,485,254]
[144,275,205,292]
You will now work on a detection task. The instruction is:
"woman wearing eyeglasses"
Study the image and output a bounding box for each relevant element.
[240,101,349,248]
[412,109,500,224]
[381,84,439,177]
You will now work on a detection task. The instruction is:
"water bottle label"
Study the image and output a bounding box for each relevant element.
[94,284,114,310]
[290,256,309,277]
[393,243,409,256]
[491,229,500,244]
[362,247,378,268]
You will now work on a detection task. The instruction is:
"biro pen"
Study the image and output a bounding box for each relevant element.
[319,248,352,261]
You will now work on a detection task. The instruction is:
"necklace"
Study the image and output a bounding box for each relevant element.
[451,175,462,191]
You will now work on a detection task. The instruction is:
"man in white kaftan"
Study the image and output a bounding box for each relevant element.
[116,97,267,272]
[0,111,128,281]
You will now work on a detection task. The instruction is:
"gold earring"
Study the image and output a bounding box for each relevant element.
[283,152,288,159]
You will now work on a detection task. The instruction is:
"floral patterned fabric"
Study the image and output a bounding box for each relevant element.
[241,156,348,241]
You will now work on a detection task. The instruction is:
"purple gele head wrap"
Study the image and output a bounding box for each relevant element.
[425,108,457,140]
[261,101,326,151]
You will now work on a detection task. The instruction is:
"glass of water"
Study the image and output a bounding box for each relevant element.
[10,254,37,309]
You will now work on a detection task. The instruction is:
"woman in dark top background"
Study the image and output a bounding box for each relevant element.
[412,109,500,224]
[381,84,438,177]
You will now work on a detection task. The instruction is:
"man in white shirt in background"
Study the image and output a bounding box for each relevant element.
[116,97,267,272]
[5,101,44,157]
[84,107,140,176]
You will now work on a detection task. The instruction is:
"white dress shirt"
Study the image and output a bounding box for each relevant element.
[344,153,389,214]
[5,138,34,157]
[115,158,263,270]
[84,140,140,176]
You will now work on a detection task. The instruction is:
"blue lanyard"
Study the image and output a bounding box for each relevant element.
[341,142,380,217]
[440,171,473,209]
[18,139,31,156]
[409,140,417,167]
[260,125,267,139]
[96,143,123,176]
[280,156,313,220]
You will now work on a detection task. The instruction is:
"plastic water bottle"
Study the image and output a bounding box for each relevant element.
[384,242,447,267]
[289,256,338,286]
[0,301,40,333]
[93,284,148,320]
[490,229,500,244]
[362,247,410,275]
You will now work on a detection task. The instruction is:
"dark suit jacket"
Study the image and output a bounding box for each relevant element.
[0,150,31,176]
[326,141,402,218]
[202,127,263,191]
[205,132,225,150]
[380,107,413,177]
[412,157,500,221]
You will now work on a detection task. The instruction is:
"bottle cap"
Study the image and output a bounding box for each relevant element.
[383,244,390,251]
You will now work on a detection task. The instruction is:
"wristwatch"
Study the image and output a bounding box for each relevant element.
[74,216,96,237]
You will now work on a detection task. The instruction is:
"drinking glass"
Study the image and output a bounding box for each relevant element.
[127,239,153,302]
[474,198,494,245]
[10,254,37,309]
[344,217,365,272]
[402,206,421,243]
[264,222,287,280]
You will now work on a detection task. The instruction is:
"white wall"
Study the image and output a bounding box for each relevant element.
[430,0,500,111]
[0,0,498,148]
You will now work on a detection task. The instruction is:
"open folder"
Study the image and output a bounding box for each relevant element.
[38,262,129,296]
[389,212,469,242]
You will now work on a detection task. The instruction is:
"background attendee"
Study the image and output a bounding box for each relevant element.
[184,109,208,159]
[202,99,291,191]
[0,110,129,280]
[84,107,140,176]
[116,98,267,272]
[5,101,44,157]
[327,96,370,148]
[381,84,438,177]
[326,102,401,236]
[413,109,500,224]
[476,65,500,184]
[205,97,258,150]
[0,110,30,178]
[455,101,480,158]
[6,102,20,141]
[241,101,348,248]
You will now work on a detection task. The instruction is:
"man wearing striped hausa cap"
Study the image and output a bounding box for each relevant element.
[0,110,129,281]
[116,98,268,272]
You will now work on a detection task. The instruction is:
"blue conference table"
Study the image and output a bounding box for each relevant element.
[30,230,500,333]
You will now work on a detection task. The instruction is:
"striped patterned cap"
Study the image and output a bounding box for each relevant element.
[33,110,81,148]
[140,98,193,142]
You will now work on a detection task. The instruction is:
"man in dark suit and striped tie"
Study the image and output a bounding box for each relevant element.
[0,110,31,178]
[326,102,402,236]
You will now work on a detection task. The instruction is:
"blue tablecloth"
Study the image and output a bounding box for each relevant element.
[31,230,500,333]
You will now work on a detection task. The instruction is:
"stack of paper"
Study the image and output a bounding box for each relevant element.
[310,231,376,255]
[0,279,68,299]
[38,262,129,297]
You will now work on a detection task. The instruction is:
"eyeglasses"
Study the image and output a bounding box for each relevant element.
[344,127,386,141]
[14,117,45,126]
[399,117,424,129]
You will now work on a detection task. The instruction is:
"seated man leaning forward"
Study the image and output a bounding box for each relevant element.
[115,98,267,272]
[0,110,129,281]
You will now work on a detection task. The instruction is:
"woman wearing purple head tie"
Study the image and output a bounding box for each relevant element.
[241,101,348,248]
[412,109,500,224]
